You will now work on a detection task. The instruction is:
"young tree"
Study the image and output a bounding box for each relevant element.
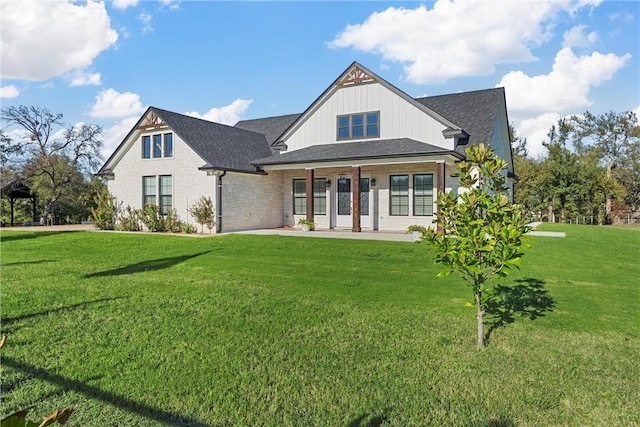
[571,111,640,224]
[189,196,215,233]
[0,106,103,224]
[424,144,530,348]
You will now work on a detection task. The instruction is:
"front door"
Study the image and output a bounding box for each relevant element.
[336,177,352,228]
[335,177,370,228]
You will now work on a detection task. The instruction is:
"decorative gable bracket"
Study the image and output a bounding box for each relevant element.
[136,110,167,130]
[337,65,376,86]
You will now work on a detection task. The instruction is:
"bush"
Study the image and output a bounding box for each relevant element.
[181,223,197,234]
[91,187,117,230]
[116,205,141,231]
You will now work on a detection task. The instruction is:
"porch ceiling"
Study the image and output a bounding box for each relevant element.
[252,138,465,167]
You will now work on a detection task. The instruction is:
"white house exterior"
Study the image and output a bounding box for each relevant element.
[97,62,514,233]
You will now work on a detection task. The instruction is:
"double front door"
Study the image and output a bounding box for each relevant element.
[335,177,370,228]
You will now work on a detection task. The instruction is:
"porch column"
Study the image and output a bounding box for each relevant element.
[436,162,446,233]
[306,168,314,222]
[352,166,361,232]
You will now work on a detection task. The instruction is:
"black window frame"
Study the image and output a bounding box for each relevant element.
[142,132,173,159]
[389,175,409,216]
[413,174,434,216]
[337,111,380,140]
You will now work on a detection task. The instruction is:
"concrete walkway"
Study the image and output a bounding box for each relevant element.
[2,221,565,241]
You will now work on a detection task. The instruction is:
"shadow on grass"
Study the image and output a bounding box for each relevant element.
[0,231,74,242]
[1,297,128,332]
[1,356,210,426]
[349,409,391,427]
[84,251,211,278]
[485,278,555,344]
[1,259,58,267]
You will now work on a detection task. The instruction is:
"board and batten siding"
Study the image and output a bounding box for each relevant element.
[284,83,452,152]
[106,130,215,228]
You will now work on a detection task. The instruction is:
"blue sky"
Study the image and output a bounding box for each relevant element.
[1,0,638,160]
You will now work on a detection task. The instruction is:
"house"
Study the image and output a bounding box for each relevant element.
[96,62,513,233]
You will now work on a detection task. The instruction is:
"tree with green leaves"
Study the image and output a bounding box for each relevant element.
[1,105,103,224]
[189,196,215,233]
[425,144,530,348]
[571,110,640,224]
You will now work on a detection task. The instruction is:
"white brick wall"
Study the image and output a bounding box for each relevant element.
[107,131,215,228]
[277,162,455,231]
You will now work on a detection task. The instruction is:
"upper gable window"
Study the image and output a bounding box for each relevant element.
[142,133,173,159]
[337,112,379,140]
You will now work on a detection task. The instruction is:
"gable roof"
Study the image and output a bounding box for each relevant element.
[415,87,507,154]
[97,107,271,175]
[235,113,301,145]
[272,62,463,149]
[252,138,464,167]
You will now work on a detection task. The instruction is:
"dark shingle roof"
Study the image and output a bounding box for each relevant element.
[252,138,464,166]
[235,113,301,145]
[415,88,506,154]
[151,107,271,173]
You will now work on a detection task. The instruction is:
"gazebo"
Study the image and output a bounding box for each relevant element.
[1,180,38,226]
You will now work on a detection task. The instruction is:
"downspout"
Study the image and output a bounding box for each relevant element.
[216,171,226,233]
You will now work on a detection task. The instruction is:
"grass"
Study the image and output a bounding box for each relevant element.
[1,225,638,426]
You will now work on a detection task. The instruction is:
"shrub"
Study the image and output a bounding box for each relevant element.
[91,187,117,230]
[189,196,215,233]
[297,217,316,231]
[181,223,197,234]
[116,205,141,231]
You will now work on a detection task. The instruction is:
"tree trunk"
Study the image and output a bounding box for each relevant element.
[547,203,554,223]
[475,291,485,348]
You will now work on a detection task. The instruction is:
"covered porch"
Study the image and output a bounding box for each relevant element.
[255,141,464,232]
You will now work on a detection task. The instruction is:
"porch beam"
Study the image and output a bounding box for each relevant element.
[352,166,361,232]
[305,168,314,222]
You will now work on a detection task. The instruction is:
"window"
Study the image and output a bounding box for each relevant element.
[390,175,409,216]
[142,132,173,158]
[143,176,156,207]
[164,133,173,157]
[159,175,172,215]
[153,134,162,158]
[414,174,434,216]
[337,112,380,140]
[360,178,369,216]
[293,178,327,215]
[142,136,151,158]
[314,178,327,215]
[293,179,306,215]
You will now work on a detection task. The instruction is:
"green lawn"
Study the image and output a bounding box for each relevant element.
[1,225,638,426]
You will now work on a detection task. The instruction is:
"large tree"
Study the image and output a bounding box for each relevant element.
[571,111,640,224]
[1,106,103,224]
[425,144,530,348]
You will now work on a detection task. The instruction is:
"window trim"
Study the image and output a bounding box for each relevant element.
[413,174,434,216]
[142,132,173,159]
[159,175,172,215]
[337,111,380,140]
[142,175,156,207]
[293,178,328,215]
[389,174,409,216]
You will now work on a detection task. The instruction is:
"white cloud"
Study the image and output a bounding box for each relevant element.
[0,85,20,98]
[89,88,145,118]
[102,116,139,159]
[113,0,138,10]
[185,99,253,125]
[500,47,631,114]
[517,113,562,158]
[159,0,180,10]
[562,25,597,48]
[329,0,601,84]
[138,12,153,34]
[0,0,118,81]
[69,70,102,87]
